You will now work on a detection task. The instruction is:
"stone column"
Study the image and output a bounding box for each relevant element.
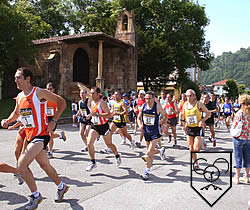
[96,40,105,91]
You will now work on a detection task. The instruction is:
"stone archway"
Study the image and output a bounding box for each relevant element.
[73,48,89,85]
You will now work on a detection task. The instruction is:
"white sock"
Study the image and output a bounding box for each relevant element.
[57,181,64,190]
[32,190,40,198]
[145,168,150,173]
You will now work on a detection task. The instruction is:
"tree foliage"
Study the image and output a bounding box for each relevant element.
[223,79,238,99]
[200,47,250,88]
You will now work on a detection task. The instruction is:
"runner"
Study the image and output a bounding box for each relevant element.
[223,97,233,132]
[46,82,67,158]
[160,90,167,108]
[182,89,210,168]
[135,90,146,148]
[110,90,135,149]
[1,67,69,209]
[76,88,91,152]
[179,93,187,127]
[85,87,121,171]
[138,91,167,180]
[163,93,179,146]
[71,98,78,127]
[203,93,218,147]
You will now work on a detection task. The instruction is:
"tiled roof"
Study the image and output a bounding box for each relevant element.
[211,79,228,86]
[33,32,131,48]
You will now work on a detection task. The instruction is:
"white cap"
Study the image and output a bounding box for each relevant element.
[139,90,146,95]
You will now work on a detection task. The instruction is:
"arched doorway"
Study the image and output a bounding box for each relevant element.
[73,48,89,85]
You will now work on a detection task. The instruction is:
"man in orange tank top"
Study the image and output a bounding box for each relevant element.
[85,87,121,171]
[1,67,69,209]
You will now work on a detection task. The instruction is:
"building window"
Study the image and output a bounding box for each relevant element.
[122,14,128,31]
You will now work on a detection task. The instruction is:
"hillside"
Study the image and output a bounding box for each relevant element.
[200,47,250,88]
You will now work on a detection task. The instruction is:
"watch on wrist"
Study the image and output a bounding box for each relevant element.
[51,119,57,123]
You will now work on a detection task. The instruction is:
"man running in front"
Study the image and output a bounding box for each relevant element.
[85,87,121,171]
[1,67,69,210]
[138,91,167,180]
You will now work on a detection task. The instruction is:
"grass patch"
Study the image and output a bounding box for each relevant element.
[0,98,72,120]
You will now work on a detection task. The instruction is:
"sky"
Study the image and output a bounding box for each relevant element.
[197,0,250,57]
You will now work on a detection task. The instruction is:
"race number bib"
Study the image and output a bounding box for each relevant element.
[143,114,155,126]
[47,107,54,116]
[167,108,174,115]
[19,108,35,128]
[113,115,121,122]
[91,116,99,124]
[186,115,198,126]
[225,108,230,113]
[81,109,87,116]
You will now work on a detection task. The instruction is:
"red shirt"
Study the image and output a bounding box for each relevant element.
[164,101,176,119]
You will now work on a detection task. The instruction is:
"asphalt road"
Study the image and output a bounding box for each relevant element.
[0,123,249,210]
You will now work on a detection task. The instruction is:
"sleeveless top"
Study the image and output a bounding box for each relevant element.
[224,103,232,114]
[164,101,176,119]
[47,100,57,117]
[184,102,202,127]
[142,102,160,135]
[136,98,145,114]
[91,99,108,125]
[113,100,126,123]
[79,98,90,117]
[17,87,48,141]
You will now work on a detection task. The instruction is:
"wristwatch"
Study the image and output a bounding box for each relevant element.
[51,119,57,123]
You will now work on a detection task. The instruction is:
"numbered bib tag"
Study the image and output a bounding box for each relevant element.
[91,116,99,124]
[47,107,54,116]
[167,108,174,115]
[81,109,87,116]
[143,114,155,126]
[19,108,35,128]
[113,115,121,122]
[225,108,230,113]
[186,115,198,126]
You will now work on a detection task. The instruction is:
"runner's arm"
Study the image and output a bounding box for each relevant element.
[99,101,112,118]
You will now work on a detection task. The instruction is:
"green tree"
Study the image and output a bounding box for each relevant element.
[238,84,246,95]
[223,79,238,99]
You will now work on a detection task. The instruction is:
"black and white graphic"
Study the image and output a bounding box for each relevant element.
[191,151,232,207]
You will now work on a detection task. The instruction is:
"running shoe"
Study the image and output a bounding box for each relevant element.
[168,134,172,143]
[133,130,137,135]
[141,171,150,180]
[48,151,53,159]
[81,145,88,152]
[135,142,142,148]
[16,173,24,185]
[160,147,166,160]
[100,147,112,154]
[96,136,100,141]
[86,161,97,171]
[116,154,122,167]
[55,184,69,203]
[130,140,135,150]
[25,193,43,210]
[59,131,67,141]
[141,155,148,162]
[208,136,212,142]
[173,140,177,147]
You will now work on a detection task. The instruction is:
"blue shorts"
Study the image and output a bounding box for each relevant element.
[144,133,161,141]
[233,138,250,168]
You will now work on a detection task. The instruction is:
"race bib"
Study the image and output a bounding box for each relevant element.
[143,114,155,126]
[91,116,99,124]
[113,115,121,122]
[167,108,174,115]
[81,109,87,116]
[47,107,54,116]
[186,115,198,126]
[225,108,230,113]
[19,108,35,128]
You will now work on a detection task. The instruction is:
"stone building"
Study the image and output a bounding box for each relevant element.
[32,10,137,99]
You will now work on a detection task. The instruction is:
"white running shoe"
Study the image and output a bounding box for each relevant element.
[81,145,88,152]
[141,171,150,180]
[86,161,97,171]
[160,147,166,160]
[59,131,67,141]
[100,147,112,154]
[141,154,148,162]
[48,151,53,159]
[16,173,24,185]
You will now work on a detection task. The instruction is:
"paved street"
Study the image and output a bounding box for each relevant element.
[0,124,249,210]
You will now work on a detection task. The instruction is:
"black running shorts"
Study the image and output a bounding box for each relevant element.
[28,135,50,150]
[91,123,110,136]
[186,127,203,137]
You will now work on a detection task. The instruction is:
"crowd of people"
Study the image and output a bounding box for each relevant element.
[0,66,249,209]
